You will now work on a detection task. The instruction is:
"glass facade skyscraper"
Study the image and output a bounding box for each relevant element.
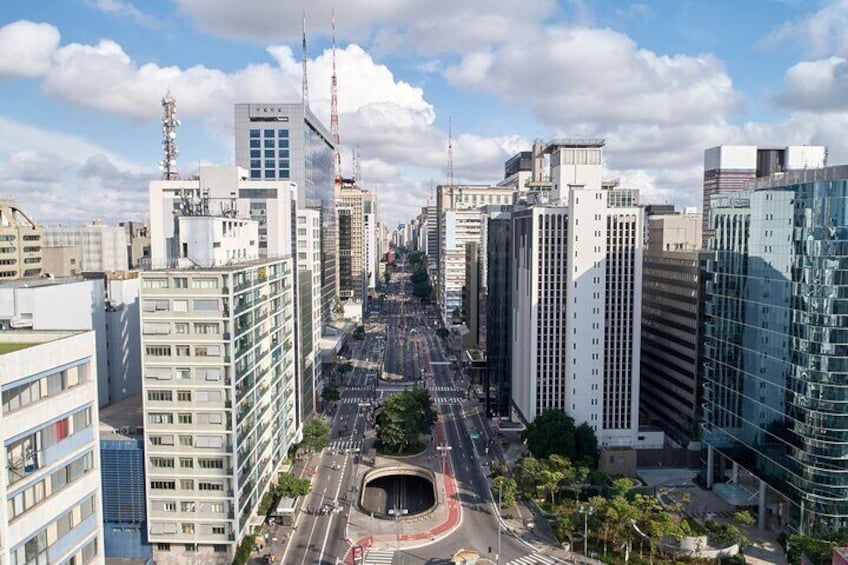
[703,166,848,532]
[235,104,336,324]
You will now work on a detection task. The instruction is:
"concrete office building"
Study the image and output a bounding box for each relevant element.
[0,201,43,280]
[43,223,129,273]
[511,141,643,450]
[336,182,372,302]
[363,196,378,292]
[426,199,438,273]
[640,209,703,445]
[141,199,297,563]
[234,103,336,324]
[702,165,848,532]
[702,145,826,242]
[0,330,104,565]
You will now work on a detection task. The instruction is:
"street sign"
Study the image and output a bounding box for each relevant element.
[470,433,480,440]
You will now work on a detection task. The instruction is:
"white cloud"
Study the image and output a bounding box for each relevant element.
[445,25,741,128]
[774,57,848,111]
[761,0,848,57]
[85,0,159,28]
[0,116,151,224]
[173,0,556,53]
[0,21,60,78]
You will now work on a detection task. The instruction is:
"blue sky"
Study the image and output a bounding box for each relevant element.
[1,0,847,227]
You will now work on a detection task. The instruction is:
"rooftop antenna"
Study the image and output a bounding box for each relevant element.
[159,91,180,180]
[330,8,342,184]
[355,145,361,184]
[301,11,309,108]
[447,116,454,185]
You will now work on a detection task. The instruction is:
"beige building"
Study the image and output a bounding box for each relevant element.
[0,202,43,280]
[336,182,372,302]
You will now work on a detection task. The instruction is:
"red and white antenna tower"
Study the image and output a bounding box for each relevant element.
[330,8,342,183]
[301,11,309,108]
[160,91,180,180]
[447,116,455,185]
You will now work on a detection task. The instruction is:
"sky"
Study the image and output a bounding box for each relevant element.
[2,0,848,228]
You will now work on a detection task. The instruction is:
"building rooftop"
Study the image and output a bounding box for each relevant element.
[544,138,605,152]
[99,393,144,440]
[0,275,85,289]
[0,330,79,353]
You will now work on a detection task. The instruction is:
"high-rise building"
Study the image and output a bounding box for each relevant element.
[335,182,372,302]
[295,209,322,415]
[426,198,438,274]
[0,201,43,280]
[640,209,703,445]
[1,330,104,565]
[439,209,482,323]
[435,185,516,323]
[484,210,512,418]
[142,181,297,563]
[702,145,826,241]
[43,222,129,273]
[234,103,336,324]
[363,195,378,292]
[702,165,848,532]
[511,141,642,450]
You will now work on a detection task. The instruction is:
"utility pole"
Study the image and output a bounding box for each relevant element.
[579,504,594,557]
[496,481,502,565]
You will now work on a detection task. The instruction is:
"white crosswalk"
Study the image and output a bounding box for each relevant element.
[341,397,374,404]
[433,396,461,404]
[507,553,559,565]
[430,385,457,392]
[363,549,395,564]
[329,439,363,452]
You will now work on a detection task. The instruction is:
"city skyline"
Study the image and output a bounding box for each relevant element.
[2,1,848,228]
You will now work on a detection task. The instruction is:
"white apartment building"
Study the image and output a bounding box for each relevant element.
[43,223,129,273]
[0,330,104,565]
[0,276,142,408]
[439,209,483,323]
[511,141,643,448]
[435,185,516,323]
[295,208,323,413]
[142,189,298,563]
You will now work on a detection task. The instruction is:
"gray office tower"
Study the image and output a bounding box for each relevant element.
[234,104,336,323]
[703,166,848,533]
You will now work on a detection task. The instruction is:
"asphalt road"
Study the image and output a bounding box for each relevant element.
[283,257,560,565]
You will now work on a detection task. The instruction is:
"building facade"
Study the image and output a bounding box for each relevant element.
[43,223,129,273]
[0,201,43,280]
[703,165,848,532]
[640,210,703,445]
[702,145,826,242]
[485,212,512,418]
[0,330,104,565]
[511,141,642,447]
[234,103,336,324]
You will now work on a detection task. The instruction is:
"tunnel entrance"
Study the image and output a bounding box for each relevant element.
[360,467,437,519]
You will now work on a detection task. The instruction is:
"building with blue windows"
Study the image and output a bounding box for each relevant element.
[234,103,336,325]
[99,395,151,561]
[703,165,848,534]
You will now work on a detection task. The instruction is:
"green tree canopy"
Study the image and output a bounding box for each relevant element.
[321,388,340,402]
[302,419,330,452]
[376,388,437,454]
[523,409,576,459]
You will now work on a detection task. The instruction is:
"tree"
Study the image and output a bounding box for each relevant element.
[523,409,576,459]
[538,469,565,507]
[436,327,450,340]
[376,388,436,454]
[574,422,599,464]
[515,457,545,497]
[277,472,311,497]
[553,513,575,543]
[302,419,329,452]
[491,476,518,508]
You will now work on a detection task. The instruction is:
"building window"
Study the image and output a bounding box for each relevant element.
[263,129,275,137]
[250,170,261,179]
[177,391,191,401]
[250,149,260,158]
[148,413,173,424]
[150,480,176,490]
[264,149,275,158]
[148,390,173,402]
[278,129,289,138]
[179,458,193,468]
[179,436,193,447]
[250,139,260,148]
[173,277,188,288]
[178,413,193,424]
[174,323,189,334]
[249,129,260,138]
[157,544,171,551]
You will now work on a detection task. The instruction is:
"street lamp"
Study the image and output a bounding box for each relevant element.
[579,504,594,557]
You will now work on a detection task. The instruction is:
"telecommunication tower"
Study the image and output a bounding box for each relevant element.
[447,116,455,185]
[160,92,180,180]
